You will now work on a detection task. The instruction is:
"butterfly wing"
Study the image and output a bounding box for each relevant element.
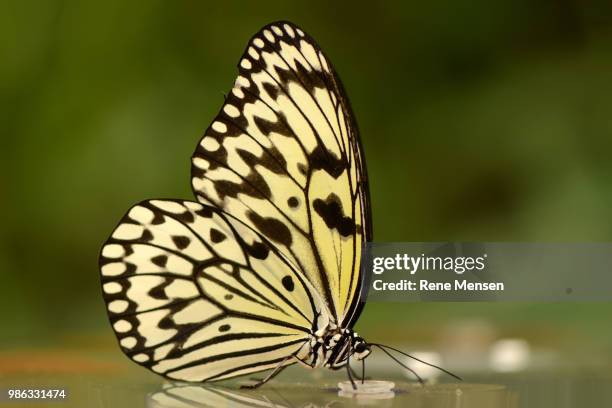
[99,199,326,382]
[191,21,372,327]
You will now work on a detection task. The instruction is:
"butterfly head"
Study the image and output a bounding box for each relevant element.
[351,335,371,361]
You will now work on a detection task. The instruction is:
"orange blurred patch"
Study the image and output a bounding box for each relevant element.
[0,350,125,375]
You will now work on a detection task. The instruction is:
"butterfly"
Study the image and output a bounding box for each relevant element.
[99,20,457,389]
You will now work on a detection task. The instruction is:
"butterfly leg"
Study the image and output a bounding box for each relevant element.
[345,360,357,390]
[348,364,369,381]
[241,356,292,389]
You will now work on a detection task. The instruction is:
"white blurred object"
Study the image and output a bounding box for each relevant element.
[338,380,395,394]
[489,338,531,372]
[402,351,443,382]
[439,319,496,372]
[338,380,395,401]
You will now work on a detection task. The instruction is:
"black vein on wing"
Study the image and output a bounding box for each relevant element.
[162,338,304,375]
[148,332,300,364]
[110,296,200,319]
[272,42,361,314]
[215,207,319,322]
[249,59,338,168]
[273,43,347,160]
[197,158,308,237]
[195,188,309,276]
[239,85,312,172]
[194,347,300,382]
[203,355,290,382]
[126,314,227,356]
[201,271,281,313]
[313,50,349,156]
[211,109,305,190]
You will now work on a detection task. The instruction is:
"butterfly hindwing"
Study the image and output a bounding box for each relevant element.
[100,199,324,381]
[191,21,371,326]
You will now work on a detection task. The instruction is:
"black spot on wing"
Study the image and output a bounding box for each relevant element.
[195,206,214,218]
[210,228,226,243]
[253,113,293,140]
[309,145,345,178]
[140,229,154,243]
[245,172,272,198]
[214,179,267,200]
[262,82,279,100]
[213,180,240,199]
[313,193,356,237]
[287,196,299,208]
[171,235,191,250]
[281,275,295,292]
[151,255,168,268]
[150,211,165,225]
[247,212,293,247]
[245,241,270,259]
[218,324,231,332]
[148,278,173,300]
[158,310,179,330]
[174,209,195,224]
[293,58,326,90]
[237,147,286,175]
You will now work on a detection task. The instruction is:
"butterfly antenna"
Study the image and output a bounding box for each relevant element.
[372,344,424,385]
[371,343,462,381]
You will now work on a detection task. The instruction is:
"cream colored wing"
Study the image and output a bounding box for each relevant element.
[99,199,324,382]
[191,21,372,325]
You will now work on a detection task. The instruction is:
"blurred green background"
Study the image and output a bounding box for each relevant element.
[2,0,612,359]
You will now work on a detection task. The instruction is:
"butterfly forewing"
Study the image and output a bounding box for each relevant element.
[191,21,371,325]
[100,199,324,381]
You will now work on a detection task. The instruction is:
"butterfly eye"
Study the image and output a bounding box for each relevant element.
[354,342,366,353]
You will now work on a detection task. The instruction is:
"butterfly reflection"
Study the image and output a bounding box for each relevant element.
[146,383,338,408]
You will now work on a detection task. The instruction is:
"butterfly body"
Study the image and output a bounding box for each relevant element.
[100,21,373,386]
[306,327,371,370]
